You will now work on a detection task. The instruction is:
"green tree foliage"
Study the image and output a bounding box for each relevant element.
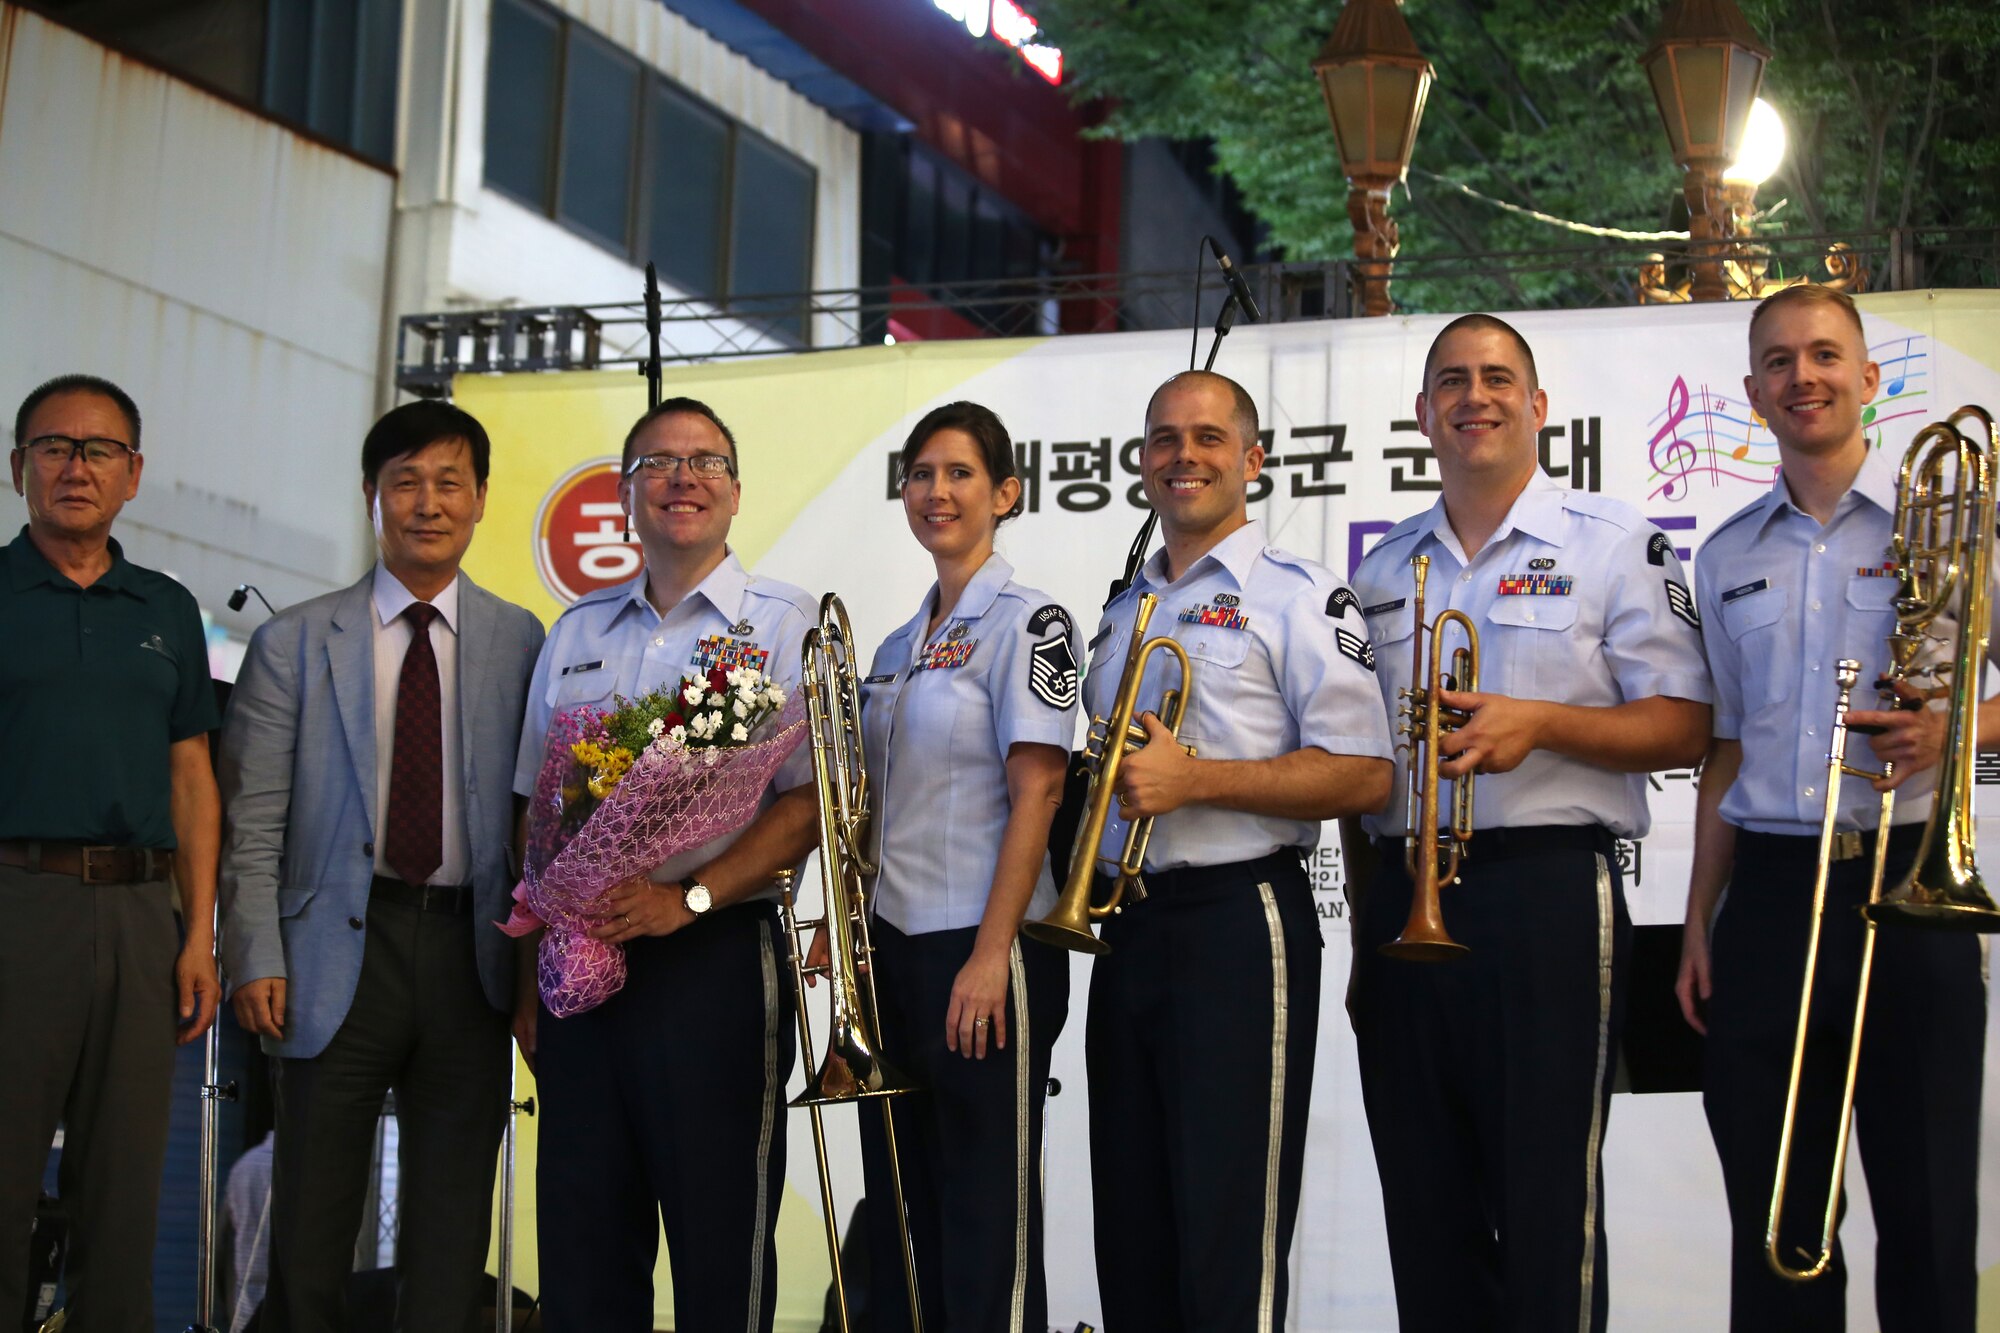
[1035,0,2000,310]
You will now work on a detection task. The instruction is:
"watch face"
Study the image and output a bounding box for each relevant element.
[685,884,713,914]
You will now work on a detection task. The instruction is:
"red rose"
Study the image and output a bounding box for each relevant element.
[708,667,729,694]
[663,712,685,730]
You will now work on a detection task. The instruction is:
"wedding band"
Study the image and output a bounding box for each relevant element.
[973,1017,990,1027]
[622,913,632,926]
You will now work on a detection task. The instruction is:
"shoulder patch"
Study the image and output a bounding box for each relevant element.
[1325,587,1360,619]
[1647,531,1673,566]
[1028,632,1079,709]
[1335,627,1377,672]
[1665,578,1700,629]
[1027,603,1073,638]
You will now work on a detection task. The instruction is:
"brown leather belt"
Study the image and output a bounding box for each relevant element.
[0,840,172,884]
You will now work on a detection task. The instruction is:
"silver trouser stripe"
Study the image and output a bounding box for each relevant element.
[1256,882,1288,1333]
[749,929,781,1333]
[1577,853,1614,1333]
[1009,941,1032,1333]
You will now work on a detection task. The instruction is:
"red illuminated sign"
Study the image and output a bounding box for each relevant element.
[535,460,641,603]
[933,0,1062,84]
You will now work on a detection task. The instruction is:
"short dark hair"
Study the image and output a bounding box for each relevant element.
[15,374,143,450]
[1748,284,1865,346]
[897,401,1023,525]
[1422,314,1539,392]
[621,397,740,475]
[1145,370,1260,447]
[361,401,491,488]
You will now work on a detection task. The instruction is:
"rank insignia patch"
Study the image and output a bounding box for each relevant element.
[1665,579,1700,629]
[691,635,769,674]
[1180,595,1250,630]
[1497,574,1574,596]
[916,639,977,672]
[1326,587,1360,619]
[1335,627,1376,672]
[1028,633,1080,708]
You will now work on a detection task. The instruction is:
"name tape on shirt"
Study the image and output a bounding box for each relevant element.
[562,660,605,676]
[1363,597,1407,617]
[1665,579,1700,629]
[1720,578,1769,603]
[1498,573,1574,596]
[690,634,770,675]
[1335,627,1377,672]
[863,673,896,685]
[1325,587,1360,619]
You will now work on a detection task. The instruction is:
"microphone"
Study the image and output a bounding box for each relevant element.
[1206,237,1263,324]
[229,584,277,616]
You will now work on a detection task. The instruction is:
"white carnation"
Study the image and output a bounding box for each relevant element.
[732,698,748,718]
[731,722,749,742]
[682,682,704,707]
[648,717,666,738]
[707,691,724,707]
[764,684,787,706]
[668,725,687,745]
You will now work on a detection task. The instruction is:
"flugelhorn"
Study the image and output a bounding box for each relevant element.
[1022,592,1193,956]
[1767,405,1998,1283]
[1384,554,1477,961]
[776,593,923,1331]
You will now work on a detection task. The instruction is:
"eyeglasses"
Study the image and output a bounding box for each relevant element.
[18,435,137,469]
[627,452,736,480]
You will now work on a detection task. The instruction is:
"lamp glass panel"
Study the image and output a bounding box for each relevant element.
[1675,46,1725,153]
[1723,49,1765,159]
[1371,64,1420,173]
[1645,54,1686,157]
[1324,65,1373,172]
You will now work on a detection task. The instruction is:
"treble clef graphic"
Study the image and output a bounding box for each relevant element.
[1648,375,1697,500]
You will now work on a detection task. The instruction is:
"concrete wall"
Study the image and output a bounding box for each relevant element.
[0,4,395,636]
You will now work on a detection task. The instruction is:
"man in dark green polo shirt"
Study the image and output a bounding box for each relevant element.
[0,373,222,1332]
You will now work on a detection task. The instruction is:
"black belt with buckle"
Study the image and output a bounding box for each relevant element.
[0,840,172,883]
[369,874,474,914]
[1739,824,1925,865]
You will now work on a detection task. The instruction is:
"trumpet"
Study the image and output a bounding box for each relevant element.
[775,593,923,1332]
[1767,406,1998,1283]
[1384,554,1477,961]
[1022,592,1193,956]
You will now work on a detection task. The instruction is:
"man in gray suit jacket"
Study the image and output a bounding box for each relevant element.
[220,401,543,1333]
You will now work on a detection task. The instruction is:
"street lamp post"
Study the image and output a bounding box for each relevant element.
[1313,0,1433,317]
[1641,0,1771,302]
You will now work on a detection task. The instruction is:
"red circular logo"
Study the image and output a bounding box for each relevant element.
[535,460,641,603]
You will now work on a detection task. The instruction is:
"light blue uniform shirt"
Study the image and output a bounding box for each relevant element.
[1696,445,1998,836]
[1086,521,1395,872]
[512,550,816,899]
[1355,469,1711,841]
[861,554,1082,935]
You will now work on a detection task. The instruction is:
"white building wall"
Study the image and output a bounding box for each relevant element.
[394,0,861,358]
[0,4,395,634]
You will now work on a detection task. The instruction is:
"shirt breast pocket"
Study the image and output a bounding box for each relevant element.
[550,669,615,712]
[1175,630,1248,742]
[1484,595,1580,699]
[1720,586,1794,708]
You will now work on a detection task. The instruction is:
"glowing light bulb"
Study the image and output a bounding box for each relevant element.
[1725,99,1788,188]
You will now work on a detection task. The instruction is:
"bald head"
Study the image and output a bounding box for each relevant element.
[1146,371,1259,448]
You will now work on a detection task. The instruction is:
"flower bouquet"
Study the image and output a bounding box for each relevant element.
[500,666,806,1016]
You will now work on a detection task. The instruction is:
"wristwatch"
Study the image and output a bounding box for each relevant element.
[681,880,714,917]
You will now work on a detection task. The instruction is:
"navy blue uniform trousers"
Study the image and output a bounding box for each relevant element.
[1705,827,1984,1332]
[1353,830,1628,1333]
[857,920,1070,1333]
[535,901,796,1332]
[1087,852,1321,1332]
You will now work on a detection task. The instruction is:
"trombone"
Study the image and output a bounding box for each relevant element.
[1384,554,1477,961]
[775,593,923,1332]
[1022,591,1193,955]
[1767,405,1998,1283]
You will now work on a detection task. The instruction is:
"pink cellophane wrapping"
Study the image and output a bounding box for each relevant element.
[499,691,805,1016]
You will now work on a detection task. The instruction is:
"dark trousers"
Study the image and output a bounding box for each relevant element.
[1705,828,1984,1332]
[263,892,510,1333]
[857,921,1070,1333]
[1087,852,1321,1332]
[1352,832,1629,1333]
[0,866,179,1333]
[535,901,796,1333]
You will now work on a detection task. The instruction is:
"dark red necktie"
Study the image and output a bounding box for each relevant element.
[384,602,443,886]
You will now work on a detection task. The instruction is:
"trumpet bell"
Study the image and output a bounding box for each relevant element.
[1378,890,1469,961]
[1020,886,1113,956]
